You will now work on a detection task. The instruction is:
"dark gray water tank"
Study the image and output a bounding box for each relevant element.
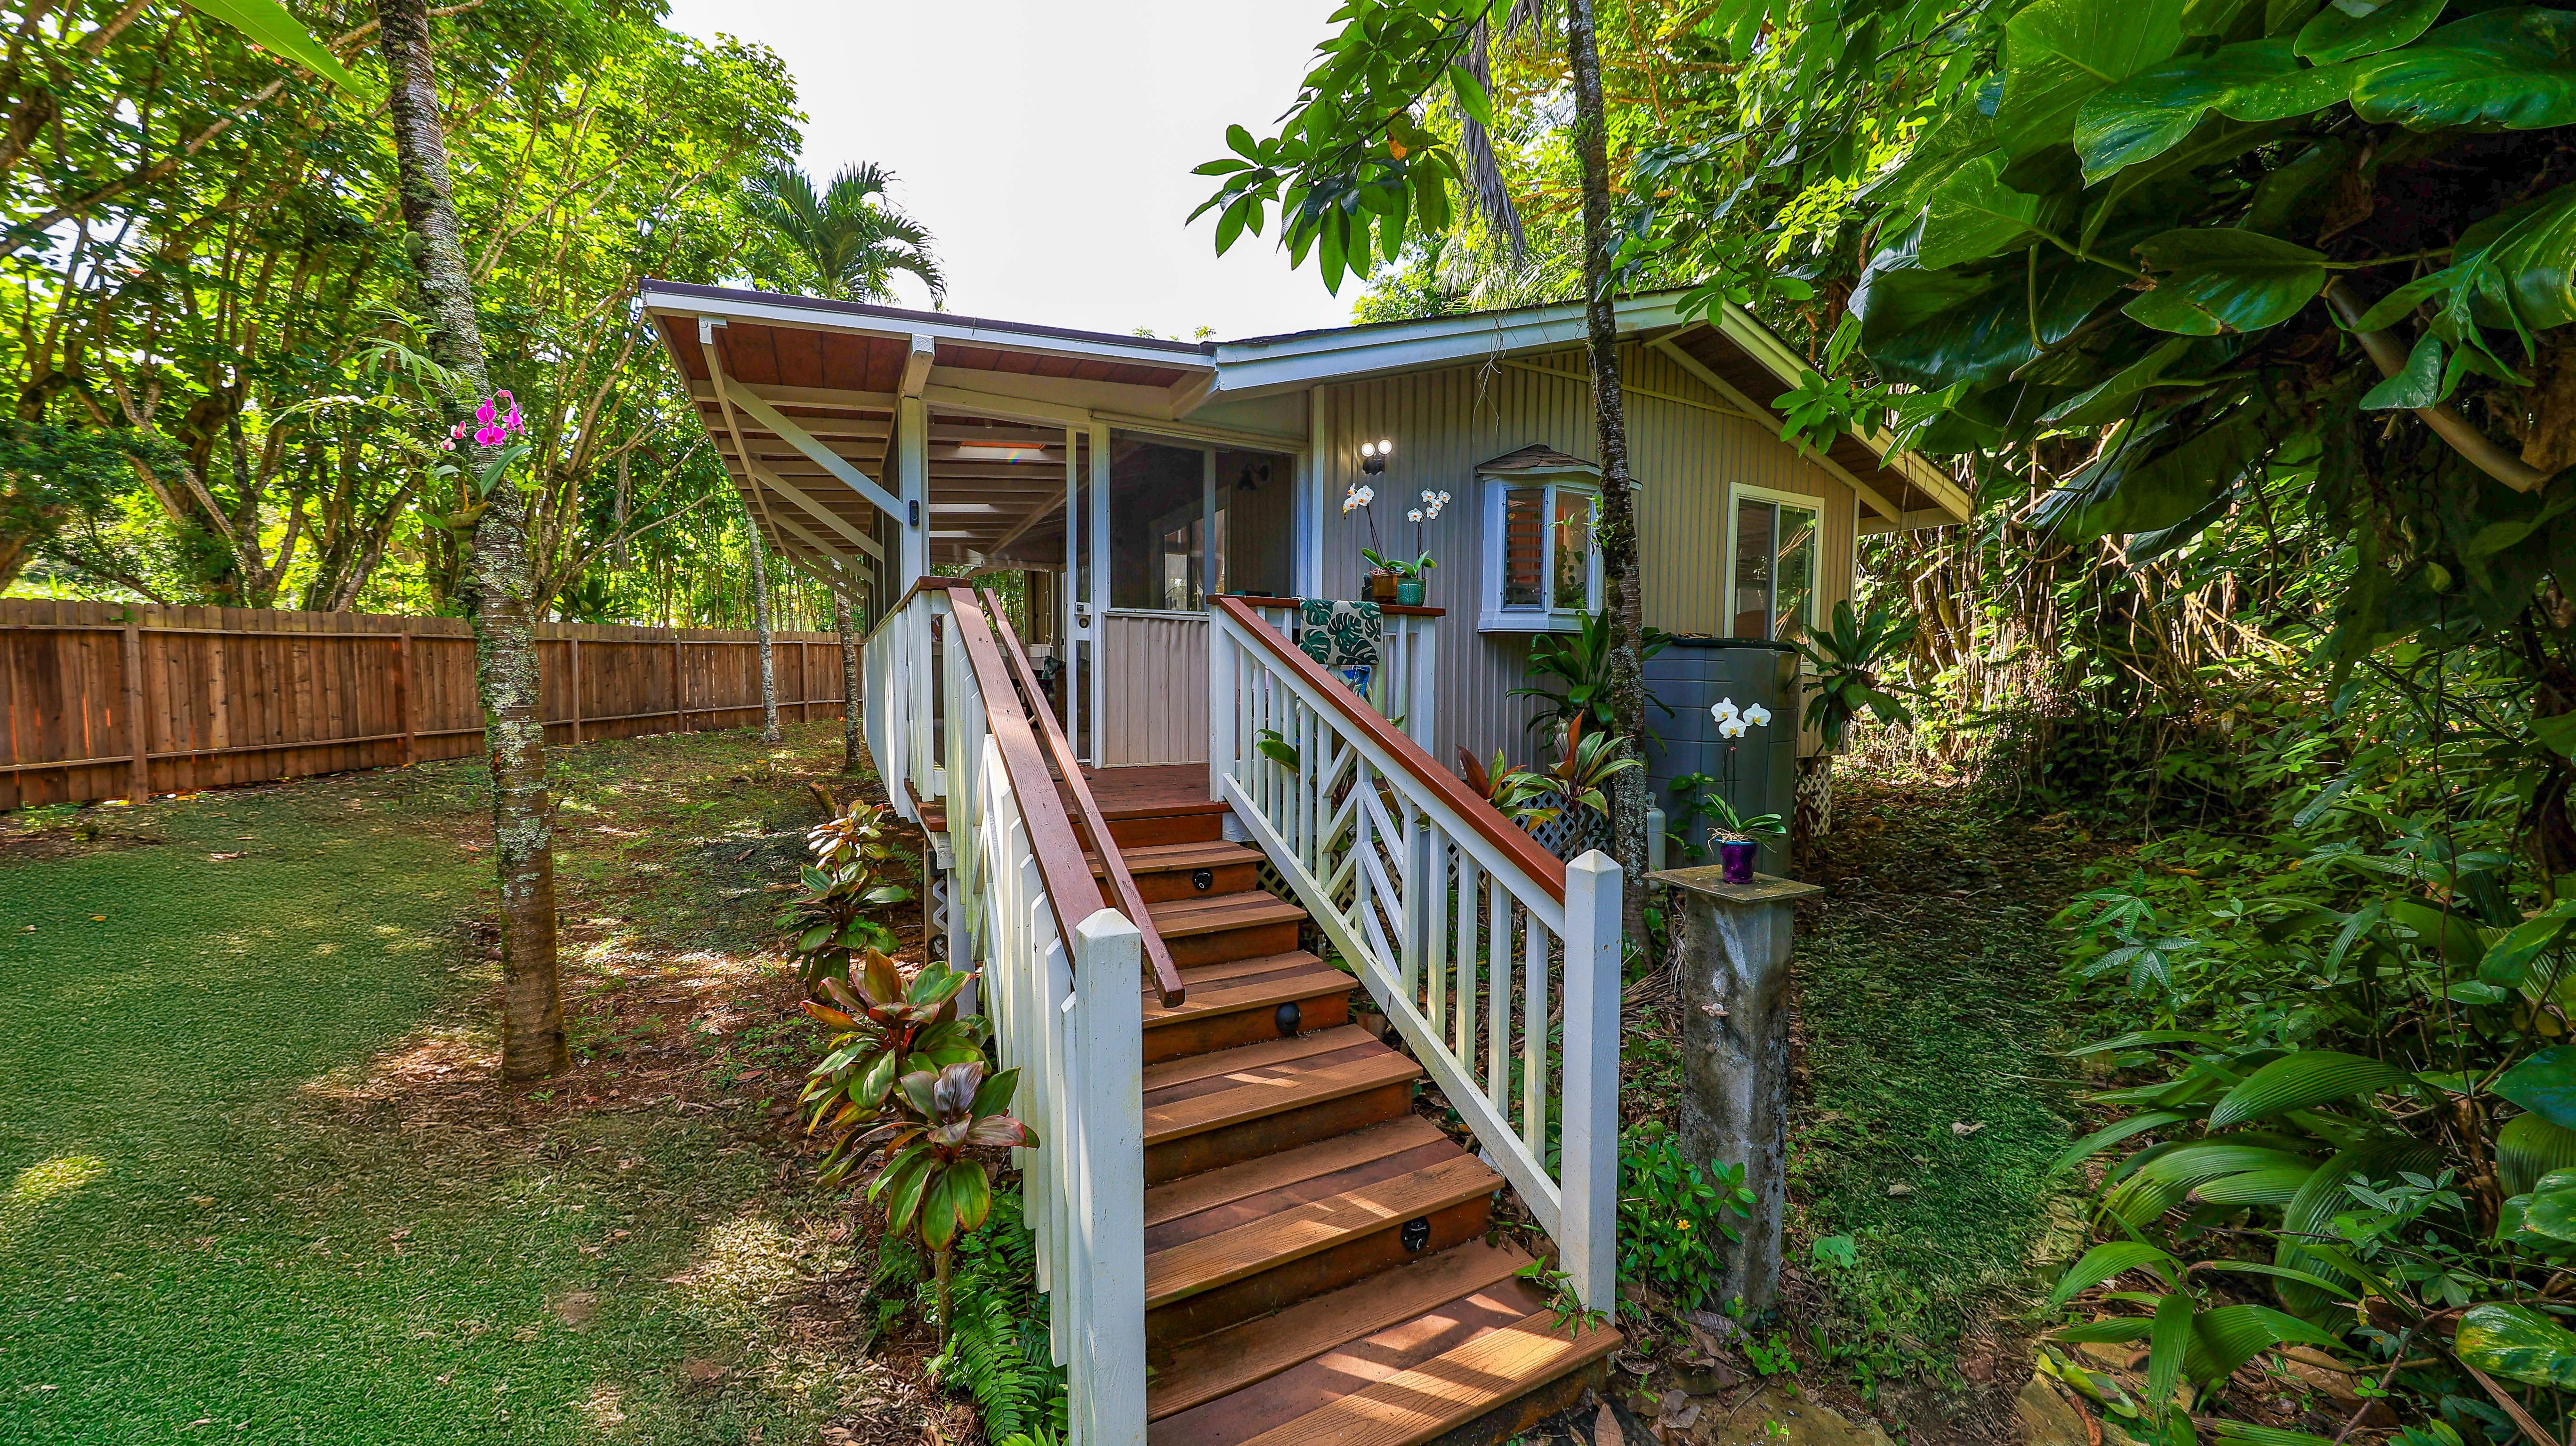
[1643,637,1801,876]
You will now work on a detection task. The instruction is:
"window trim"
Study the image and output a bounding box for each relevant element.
[1725,482,1824,643]
[1478,474,1603,634]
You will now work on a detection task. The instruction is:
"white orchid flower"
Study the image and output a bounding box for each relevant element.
[1712,698,1740,723]
[1744,703,1771,727]
[1719,717,1748,739]
[1408,509,1424,522]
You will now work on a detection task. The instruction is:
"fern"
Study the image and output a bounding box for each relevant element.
[925,1191,1068,1439]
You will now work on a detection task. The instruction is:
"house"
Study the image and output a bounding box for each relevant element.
[641,281,1964,773]
[638,280,1961,1446]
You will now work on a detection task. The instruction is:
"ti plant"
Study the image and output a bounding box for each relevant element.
[803,948,984,1183]
[1794,599,1917,751]
[854,1060,1038,1345]
[1536,716,1642,820]
[781,798,914,988]
[1458,745,1563,833]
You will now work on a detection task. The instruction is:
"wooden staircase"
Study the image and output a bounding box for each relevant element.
[1074,769,1621,1446]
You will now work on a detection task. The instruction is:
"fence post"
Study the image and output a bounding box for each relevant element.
[673,635,687,733]
[395,627,416,765]
[1071,908,1147,1446]
[1559,849,1623,1315]
[121,621,148,803]
[567,634,583,745]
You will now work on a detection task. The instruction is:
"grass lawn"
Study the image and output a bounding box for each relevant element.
[0,722,942,1444]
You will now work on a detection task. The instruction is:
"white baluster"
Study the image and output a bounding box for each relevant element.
[1071,909,1147,1446]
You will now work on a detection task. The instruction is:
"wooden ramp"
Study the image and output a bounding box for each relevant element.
[1071,765,1621,1446]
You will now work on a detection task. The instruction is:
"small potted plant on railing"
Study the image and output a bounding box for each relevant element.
[1344,481,1403,601]
[1704,795,1787,885]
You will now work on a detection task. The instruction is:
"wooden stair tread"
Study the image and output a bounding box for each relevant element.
[1150,892,1308,937]
[1144,1153,1502,1309]
[1144,1027,1371,1093]
[1189,1308,1622,1446]
[1143,967,1354,1028]
[1145,1117,1450,1230]
[1144,1049,1421,1147]
[1094,839,1264,874]
[1147,1241,1534,1421]
[1167,951,1334,989]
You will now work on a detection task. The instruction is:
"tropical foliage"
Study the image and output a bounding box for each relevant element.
[780,799,915,987]
[743,161,946,305]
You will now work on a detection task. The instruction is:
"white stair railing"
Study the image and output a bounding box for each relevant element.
[863,582,1148,1446]
[1208,595,1623,1311]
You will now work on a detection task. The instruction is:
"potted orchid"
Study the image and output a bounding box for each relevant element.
[1703,795,1786,884]
[1342,482,1403,601]
[1707,696,1780,883]
[1360,488,1450,605]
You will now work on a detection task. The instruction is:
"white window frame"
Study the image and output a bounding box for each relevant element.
[1725,483,1824,643]
[1478,474,1603,634]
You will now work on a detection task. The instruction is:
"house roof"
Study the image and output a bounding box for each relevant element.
[635,279,1967,583]
[1476,444,1600,478]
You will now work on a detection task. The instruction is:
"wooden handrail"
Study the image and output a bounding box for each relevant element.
[942,594,1114,964]
[1228,593,1446,618]
[1213,594,1566,902]
[981,588,1186,1007]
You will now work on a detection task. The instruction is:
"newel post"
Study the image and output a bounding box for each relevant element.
[1560,850,1623,1314]
[1207,613,1237,803]
[1071,908,1147,1446]
[1649,865,1822,1313]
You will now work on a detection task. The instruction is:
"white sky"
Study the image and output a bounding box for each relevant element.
[659,0,1359,341]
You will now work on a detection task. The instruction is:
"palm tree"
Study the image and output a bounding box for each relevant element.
[745,162,946,305]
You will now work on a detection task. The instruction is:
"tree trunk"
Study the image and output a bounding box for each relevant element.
[376,0,564,1083]
[836,587,862,775]
[1564,0,1651,954]
[745,502,781,745]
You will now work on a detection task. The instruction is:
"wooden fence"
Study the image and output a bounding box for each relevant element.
[0,599,853,810]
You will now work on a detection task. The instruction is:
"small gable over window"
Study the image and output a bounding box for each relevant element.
[1476,445,1602,634]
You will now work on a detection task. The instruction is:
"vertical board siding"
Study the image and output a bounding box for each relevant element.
[0,598,853,809]
[1098,613,1210,766]
[1310,343,1855,773]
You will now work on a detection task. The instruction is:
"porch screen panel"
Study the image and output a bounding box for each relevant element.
[1109,438,1210,611]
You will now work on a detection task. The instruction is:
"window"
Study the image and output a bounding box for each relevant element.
[1731,490,1819,641]
[1480,475,1602,632]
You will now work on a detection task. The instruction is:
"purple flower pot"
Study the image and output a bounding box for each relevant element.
[1719,839,1758,884]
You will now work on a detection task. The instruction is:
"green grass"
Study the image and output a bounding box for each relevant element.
[1765,780,2094,1387]
[0,724,885,1443]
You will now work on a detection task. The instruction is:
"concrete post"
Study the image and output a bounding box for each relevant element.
[1649,864,1821,1315]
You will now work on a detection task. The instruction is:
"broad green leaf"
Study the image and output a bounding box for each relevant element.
[2193,1165,2318,1205]
[918,1166,960,1250]
[2191,1304,2345,1384]
[2499,1113,2576,1195]
[2456,1302,2576,1388]
[2498,1046,2576,1129]
[2455,180,2576,334]
[2480,900,2576,986]
[1918,156,2046,270]
[2045,408,2267,538]
[2351,7,2576,131]
[2073,40,2354,181]
[2197,1260,2361,1297]
[180,0,364,90]
[2206,1049,2414,1125]
[968,1065,1020,1119]
[2053,1317,2157,1343]
[2274,1134,2442,1312]
[2135,1142,2316,1180]
[2521,1177,2576,1241]
[2359,334,2446,409]
[1996,0,2190,161]
[2051,1109,2193,1173]
[949,1157,993,1233]
[2296,0,2447,63]
[2047,1240,2179,1309]
[1854,238,2134,388]
[2210,1423,2342,1446]
[2145,1292,2193,1421]
[2385,898,2483,966]
[2125,228,2329,335]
